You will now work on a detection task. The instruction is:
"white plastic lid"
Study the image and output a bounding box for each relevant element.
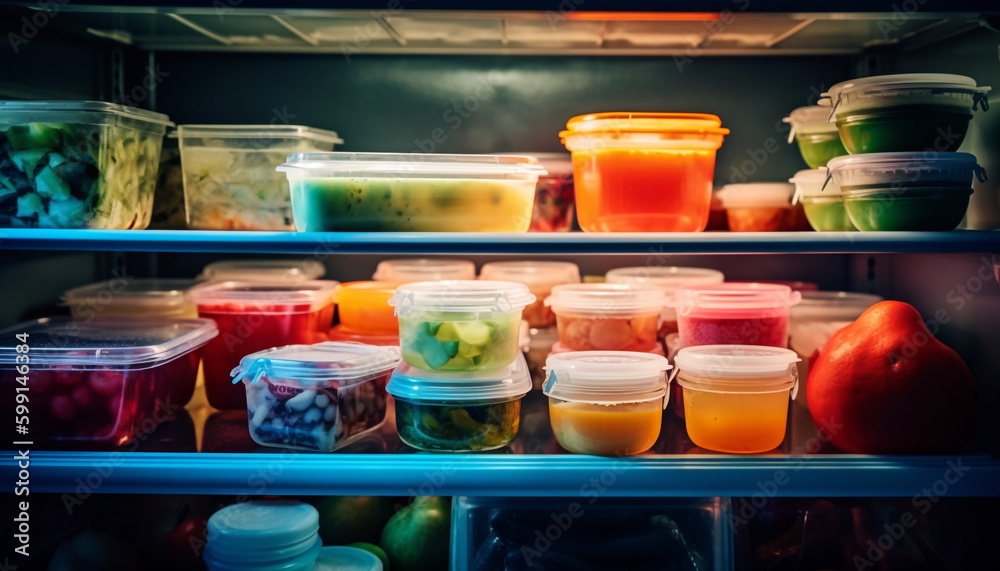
[313,546,383,571]
[372,259,476,282]
[826,152,987,189]
[188,280,338,313]
[0,317,218,368]
[231,342,401,388]
[205,501,318,562]
[782,105,839,141]
[62,278,200,310]
[605,267,724,296]
[522,153,574,176]
[673,345,800,391]
[823,74,990,111]
[550,340,665,356]
[716,183,795,209]
[790,291,883,321]
[174,124,343,145]
[545,283,665,315]
[199,259,327,282]
[479,261,581,290]
[389,280,535,315]
[278,152,546,180]
[543,351,670,404]
[387,352,531,403]
[789,168,843,203]
[0,100,174,130]
[674,283,801,315]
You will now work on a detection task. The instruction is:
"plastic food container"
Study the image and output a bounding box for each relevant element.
[605,266,725,339]
[0,317,217,445]
[387,353,531,451]
[479,261,581,328]
[327,326,399,346]
[176,125,342,231]
[389,280,535,371]
[543,351,670,456]
[150,139,186,229]
[673,345,799,453]
[716,183,811,232]
[545,283,665,352]
[199,259,326,283]
[560,113,729,232]
[524,325,559,390]
[204,500,322,571]
[277,152,545,232]
[62,278,201,320]
[524,153,575,231]
[334,281,399,335]
[706,189,728,230]
[826,152,986,231]
[674,283,801,348]
[789,168,856,231]
[189,280,338,410]
[782,105,848,168]
[788,291,882,406]
[372,258,476,283]
[822,74,991,154]
[232,342,399,451]
[313,546,384,571]
[0,101,173,229]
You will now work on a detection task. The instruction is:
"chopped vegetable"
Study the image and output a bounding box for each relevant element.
[399,314,519,372]
[395,398,520,451]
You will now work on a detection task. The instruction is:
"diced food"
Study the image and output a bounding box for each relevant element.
[394,398,520,452]
[399,316,520,371]
[479,261,581,329]
[555,313,660,351]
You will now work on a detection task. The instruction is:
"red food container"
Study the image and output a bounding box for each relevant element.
[673,283,802,348]
[189,280,338,410]
[0,318,217,446]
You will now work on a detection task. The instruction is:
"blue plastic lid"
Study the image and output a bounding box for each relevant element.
[312,546,384,571]
[205,501,319,562]
[231,342,401,387]
[387,353,531,403]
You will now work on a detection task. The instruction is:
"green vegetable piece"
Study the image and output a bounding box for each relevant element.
[416,336,452,369]
[35,166,72,201]
[47,197,88,227]
[457,340,482,358]
[434,322,459,342]
[16,193,44,219]
[447,408,483,432]
[441,340,459,359]
[452,321,492,345]
[10,149,49,185]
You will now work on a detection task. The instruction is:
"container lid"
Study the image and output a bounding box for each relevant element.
[550,340,665,357]
[277,152,546,180]
[199,259,327,282]
[313,546,384,571]
[791,291,884,321]
[62,278,200,310]
[0,317,217,368]
[822,73,991,114]
[790,168,843,203]
[782,105,839,141]
[673,283,801,314]
[479,261,581,290]
[561,112,728,135]
[328,325,400,346]
[188,280,338,312]
[545,283,665,314]
[826,152,987,189]
[543,351,670,405]
[716,183,795,209]
[372,259,476,282]
[174,124,343,145]
[673,345,800,390]
[387,353,531,402]
[521,153,574,175]
[389,280,535,315]
[0,100,174,128]
[605,267,724,296]
[231,342,401,387]
[205,501,319,561]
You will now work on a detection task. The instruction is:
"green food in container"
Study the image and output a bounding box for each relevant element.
[790,168,856,232]
[843,188,972,231]
[783,106,847,169]
[836,107,973,154]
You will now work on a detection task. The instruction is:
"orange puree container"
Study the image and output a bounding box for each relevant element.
[543,351,671,456]
[334,281,398,335]
[560,113,729,232]
[673,345,799,454]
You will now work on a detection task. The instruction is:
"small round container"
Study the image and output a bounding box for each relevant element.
[674,283,802,348]
[716,183,811,232]
[372,258,476,283]
[560,113,729,232]
[605,266,725,339]
[62,278,201,320]
[480,261,581,328]
[783,105,848,168]
[231,342,400,451]
[543,351,670,456]
[204,500,322,571]
[387,353,531,451]
[545,283,665,352]
[334,281,398,335]
[826,152,986,231]
[313,546,384,571]
[790,168,856,232]
[673,345,799,454]
[389,280,535,371]
[199,259,327,283]
[822,74,991,154]
[524,153,576,232]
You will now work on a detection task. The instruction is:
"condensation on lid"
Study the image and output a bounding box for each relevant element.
[543,350,670,404]
[387,353,531,402]
[389,280,535,314]
[199,259,327,282]
[231,342,401,386]
[372,258,476,282]
[716,183,795,209]
[480,261,581,289]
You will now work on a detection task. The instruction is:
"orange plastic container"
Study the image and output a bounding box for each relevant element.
[334,281,398,335]
[560,113,729,232]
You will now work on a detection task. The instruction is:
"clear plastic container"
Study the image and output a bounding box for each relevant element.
[523,152,575,232]
[327,326,399,346]
[524,325,559,390]
[176,125,342,231]
[204,500,322,571]
[200,259,327,283]
[673,345,799,453]
[232,342,399,451]
[62,278,201,320]
[389,280,535,371]
[545,283,665,352]
[790,168,856,232]
[605,266,725,338]
[674,283,801,348]
[150,138,186,229]
[544,351,670,456]
[560,113,729,232]
[334,281,398,335]
[387,353,531,451]
[0,318,217,445]
[0,101,173,229]
[716,183,811,232]
[371,258,476,283]
[277,152,545,232]
[189,280,338,410]
[782,105,848,169]
[479,261,581,328]
[313,546,383,571]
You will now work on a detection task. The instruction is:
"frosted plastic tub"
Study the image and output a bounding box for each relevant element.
[0,101,173,229]
[523,152,575,232]
[790,168,856,232]
[199,259,326,283]
[605,266,725,338]
[372,258,476,283]
[783,105,847,168]
[204,501,321,571]
[63,278,201,320]
[545,283,665,352]
[176,125,342,230]
[479,260,581,328]
[334,281,398,335]
[673,283,801,348]
[716,183,810,232]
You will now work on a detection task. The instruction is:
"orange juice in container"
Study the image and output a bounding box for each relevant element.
[330,281,400,345]
[560,113,729,232]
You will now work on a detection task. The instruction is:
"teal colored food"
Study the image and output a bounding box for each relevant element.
[399,313,520,371]
[802,198,857,231]
[394,397,520,451]
[0,122,161,228]
[843,187,971,231]
[288,178,535,232]
[794,132,847,169]
[836,106,972,154]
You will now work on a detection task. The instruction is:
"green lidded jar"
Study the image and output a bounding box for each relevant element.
[783,105,848,168]
[789,168,856,232]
